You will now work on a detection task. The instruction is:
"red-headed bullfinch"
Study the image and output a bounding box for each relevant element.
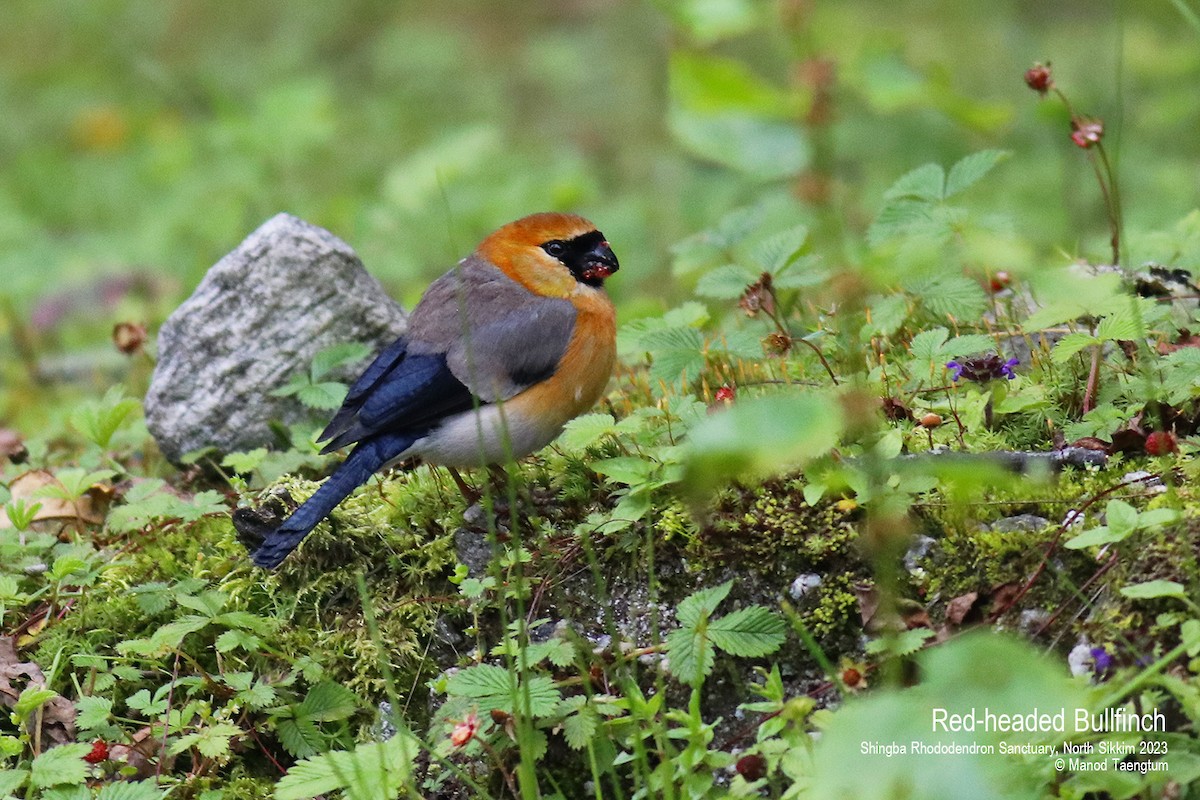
[240,212,619,569]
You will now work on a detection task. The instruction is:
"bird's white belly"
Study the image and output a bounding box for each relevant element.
[413,404,562,467]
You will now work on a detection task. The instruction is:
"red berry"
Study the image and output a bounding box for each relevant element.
[714,385,736,404]
[1024,63,1053,94]
[988,271,1012,292]
[1145,431,1178,456]
[83,739,108,764]
[735,753,767,781]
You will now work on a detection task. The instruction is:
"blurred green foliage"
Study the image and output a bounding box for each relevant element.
[2,0,1198,319]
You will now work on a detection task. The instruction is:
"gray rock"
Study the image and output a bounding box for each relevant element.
[986,514,1051,533]
[145,214,407,463]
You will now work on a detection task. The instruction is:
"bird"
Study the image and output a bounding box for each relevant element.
[237,212,619,569]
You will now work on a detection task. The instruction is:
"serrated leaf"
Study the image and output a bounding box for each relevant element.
[707,606,787,657]
[884,163,944,201]
[944,334,997,358]
[30,744,92,788]
[677,581,733,628]
[666,625,716,687]
[274,735,419,800]
[299,682,358,722]
[944,150,1009,198]
[592,457,656,486]
[908,327,949,362]
[126,689,168,717]
[0,769,29,796]
[96,780,166,800]
[1120,580,1186,600]
[695,264,758,299]
[1095,313,1142,341]
[215,629,262,654]
[906,274,987,320]
[444,665,560,715]
[14,687,57,718]
[310,342,372,381]
[639,326,706,387]
[868,199,935,246]
[1050,332,1100,364]
[562,706,599,750]
[750,225,809,272]
[298,382,348,411]
[74,696,113,730]
[275,716,322,760]
[557,413,617,452]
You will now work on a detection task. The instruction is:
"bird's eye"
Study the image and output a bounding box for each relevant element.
[542,240,567,258]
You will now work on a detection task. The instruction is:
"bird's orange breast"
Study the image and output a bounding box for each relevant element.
[510,287,616,428]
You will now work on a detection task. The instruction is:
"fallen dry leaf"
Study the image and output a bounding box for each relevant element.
[945,591,980,626]
[0,470,105,529]
[0,636,76,748]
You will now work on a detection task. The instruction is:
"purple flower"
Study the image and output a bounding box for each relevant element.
[946,353,1020,383]
[1090,646,1114,678]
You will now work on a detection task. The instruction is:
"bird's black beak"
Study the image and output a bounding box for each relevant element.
[581,239,619,283]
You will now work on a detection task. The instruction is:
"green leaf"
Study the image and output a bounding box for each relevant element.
[68,386,139,449]
[126,688,168,717]
[298,682,358,722]
[944,334,997,358]
[670,51,788,116]
[96,780,167,800]
[639,326,706,387]
[670,110,809,180]
[867,199,935,246]
[666,624,716,687]
[1063,526,1126,549]
[275,734,418,800]
[668,0,762,44]
[750,225,809,273]
[1050,332,1100,363]
[74,696,113,731]
[297,382,348,411]
[444,664,560,715]
[0,770,29,797]
[677,581,733,628]
[223,448,269,474]
[557,413,617,452]
[1104,499,1139,536]
[683,392,842,498]
[275,716,323,760]
[943,150,1010,198]
[1120,580,1186,600]
[908,327,949,362]
[695,264,757,299]
[30,744,92,788]
[883,162,944,202]
[906,274,988,320]
[562,706,599,750]
[1095,313,1142,341]
[14,687,57,719]
[592,457,657,487]
[707,606,787,657]
[310,342,371,381]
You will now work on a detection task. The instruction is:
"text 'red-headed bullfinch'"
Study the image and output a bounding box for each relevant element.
[241,212,619,569]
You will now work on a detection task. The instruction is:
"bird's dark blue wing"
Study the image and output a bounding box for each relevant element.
[319,337,409,445]
[318,346,477,454]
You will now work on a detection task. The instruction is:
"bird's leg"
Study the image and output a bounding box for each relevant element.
[445,466,480,504]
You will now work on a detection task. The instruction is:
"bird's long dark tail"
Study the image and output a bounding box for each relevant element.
[244,433,417,570]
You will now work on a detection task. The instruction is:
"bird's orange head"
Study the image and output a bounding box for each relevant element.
[476,212,619,298]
